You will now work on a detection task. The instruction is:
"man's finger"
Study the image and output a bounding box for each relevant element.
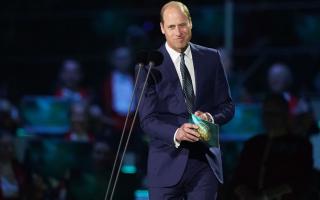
[185,133,200,142]
[183,137,197,142]
[183,123,198,129]
[194,111,202,116]
[200,113,208,120]
[183,127,200,137]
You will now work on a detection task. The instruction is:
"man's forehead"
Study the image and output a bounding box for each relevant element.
[162,11,189,25]
[163,5,184,17]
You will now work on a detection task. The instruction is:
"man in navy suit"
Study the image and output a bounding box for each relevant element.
[137,1,234,199]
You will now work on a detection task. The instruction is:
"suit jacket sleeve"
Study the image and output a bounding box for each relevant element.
[211,51,235,125]
[135,66,178,146]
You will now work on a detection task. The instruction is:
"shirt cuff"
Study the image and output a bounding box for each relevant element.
[173,128,181,148]
[205,112,215,123]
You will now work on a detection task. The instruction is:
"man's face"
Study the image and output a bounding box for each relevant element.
[160,6,192,52]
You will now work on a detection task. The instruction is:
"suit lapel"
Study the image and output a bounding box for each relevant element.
[159,45,186,105]
[190,43,202,109]
[159,45,178,82]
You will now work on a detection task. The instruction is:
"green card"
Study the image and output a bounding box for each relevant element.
[189,114,220,147]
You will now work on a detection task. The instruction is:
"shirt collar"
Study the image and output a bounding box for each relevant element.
[165,42,191,62]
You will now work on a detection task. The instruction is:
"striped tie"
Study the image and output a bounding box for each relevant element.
[180,53,195,113]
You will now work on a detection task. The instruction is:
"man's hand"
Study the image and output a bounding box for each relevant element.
[194,111,211,122]
[175,123,200,143]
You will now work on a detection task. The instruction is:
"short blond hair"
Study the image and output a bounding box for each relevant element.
[160,1,192,23]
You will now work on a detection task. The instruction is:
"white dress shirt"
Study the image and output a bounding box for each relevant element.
[165,43,196,95]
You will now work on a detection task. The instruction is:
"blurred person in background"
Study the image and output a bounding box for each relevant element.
[267,62,318,137]
[267,62,307,116]
[0,131,27,200]
[54,58,91,103]
[66,140,114,200]
[233,94,313,200]
[65,102,95,142]
[101,46,136,138]
[91,140,113,172]
[267,63,297,113]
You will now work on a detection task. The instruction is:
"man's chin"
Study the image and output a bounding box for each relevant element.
[174,44,188,51]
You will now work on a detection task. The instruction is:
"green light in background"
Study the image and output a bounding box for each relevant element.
[16,128,30,137]
[135,189,149,199]
[121,165,136,174]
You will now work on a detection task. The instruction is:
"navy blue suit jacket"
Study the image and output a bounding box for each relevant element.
[137,43,235,187]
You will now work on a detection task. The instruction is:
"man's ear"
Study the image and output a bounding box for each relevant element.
[160,22,165,34]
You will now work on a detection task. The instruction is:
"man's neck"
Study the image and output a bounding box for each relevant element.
[166,42,189,54]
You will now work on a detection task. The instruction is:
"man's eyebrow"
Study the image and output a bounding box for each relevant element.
[179,22,187,25]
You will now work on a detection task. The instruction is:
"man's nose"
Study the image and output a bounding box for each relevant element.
[175,27,182,36]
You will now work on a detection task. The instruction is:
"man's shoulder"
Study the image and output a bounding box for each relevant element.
[158,43,166,51]
[157,43,219,54]
[190,43,219,55]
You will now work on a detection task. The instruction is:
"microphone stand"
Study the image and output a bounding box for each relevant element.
[104,61,154,200]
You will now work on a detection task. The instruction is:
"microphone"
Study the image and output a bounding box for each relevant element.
[147,50,164,67]
[135,50,148,67]
[145,50,163,85]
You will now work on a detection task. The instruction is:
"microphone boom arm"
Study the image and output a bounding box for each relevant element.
[105,62,155,200]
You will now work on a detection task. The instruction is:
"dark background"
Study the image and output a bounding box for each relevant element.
[1,0,320,102]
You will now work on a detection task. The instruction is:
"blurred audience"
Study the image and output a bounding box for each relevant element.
[310,131,320,199]
[53,59,114,143]
[0,99,19,134]
[66,140,113,200]
[0,131,27,200]
[313,71,320,95]
[311,132,320,171]
[125,25,149,53]
[232,94,313,200]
